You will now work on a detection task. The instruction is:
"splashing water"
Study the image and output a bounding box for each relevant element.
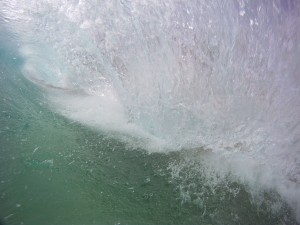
[1,0,300,223]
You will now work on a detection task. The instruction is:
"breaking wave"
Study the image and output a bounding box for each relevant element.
[1,0,300,221]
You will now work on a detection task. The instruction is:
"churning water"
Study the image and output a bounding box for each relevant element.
[0,0,300,224]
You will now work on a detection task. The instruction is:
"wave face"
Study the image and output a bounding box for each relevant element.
[1,0,300,220]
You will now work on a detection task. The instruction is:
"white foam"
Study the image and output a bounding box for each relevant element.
[48,88,167,152]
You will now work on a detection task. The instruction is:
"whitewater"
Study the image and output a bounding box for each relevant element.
[0,0,300,224]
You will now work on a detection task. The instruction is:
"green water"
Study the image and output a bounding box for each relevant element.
[0,46,298,225]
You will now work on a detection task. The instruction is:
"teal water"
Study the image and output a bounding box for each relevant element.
[0,46,298,225]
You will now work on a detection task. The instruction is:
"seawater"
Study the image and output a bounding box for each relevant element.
[0,36,298,225]
[1,1,300,224]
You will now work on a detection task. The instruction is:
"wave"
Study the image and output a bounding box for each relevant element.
[1,0,300,221]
